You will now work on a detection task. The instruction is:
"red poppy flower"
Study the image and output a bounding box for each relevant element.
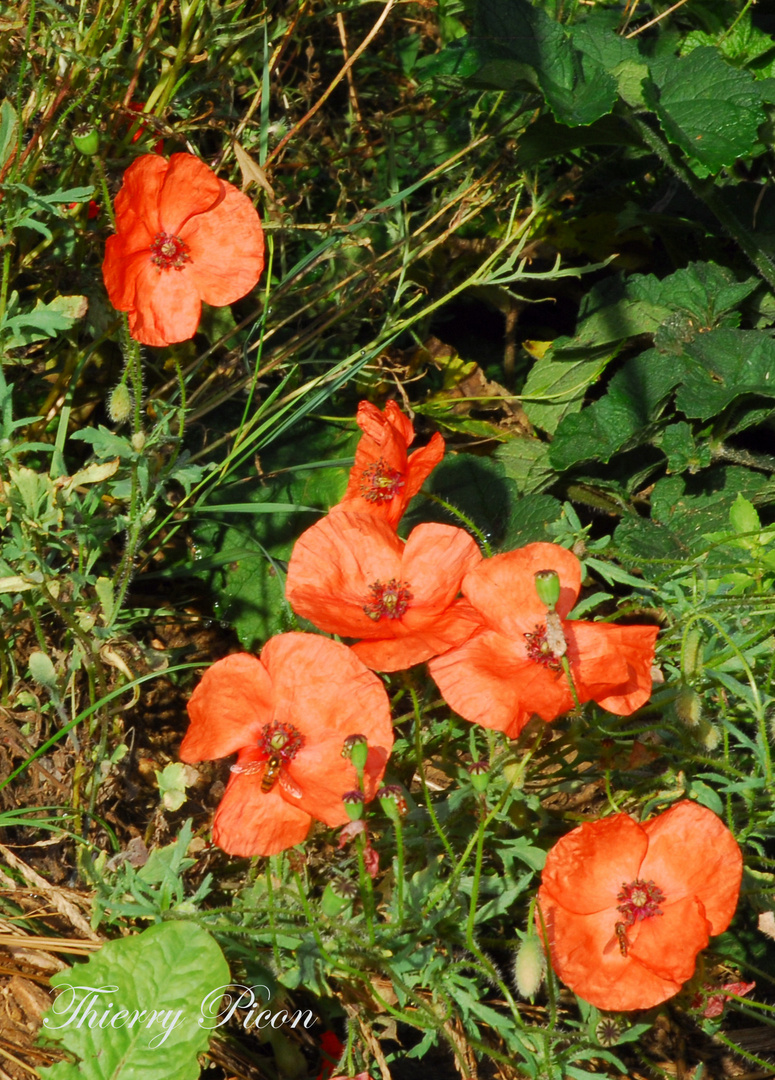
[332,401,444,528]
[428,542,659,738]
[103,153,264,347]
[285,511,484,671]
[179,634,393,857]
[537,801,743,1011]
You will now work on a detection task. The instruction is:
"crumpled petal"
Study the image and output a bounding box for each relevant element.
[181,652,273,762]
[213,771,311,857]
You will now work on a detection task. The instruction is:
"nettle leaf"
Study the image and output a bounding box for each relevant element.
[650,467,768,554]
[550,349,682,470]
[38,921,230,1080]
[675,329,775,419]
[495,437,556,495]
[660,421,711,475]
[500,493,564,549]
[569,10,648,106]
[646,48,766,172]
[473,0,617,125]
[521,350,611,435]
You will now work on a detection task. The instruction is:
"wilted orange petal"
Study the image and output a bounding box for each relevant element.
[180,652,273,762]
[213,771,311,857]
[540,813,647,915]
[592,624,660,715]
[640,800,743,934]
[402,432,445,502]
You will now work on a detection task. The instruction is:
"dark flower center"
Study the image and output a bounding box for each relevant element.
[359,458,405,503]
[614,878,665,956]
[524,624,563,671]
[150,231,191,271]
[363,578,412,621]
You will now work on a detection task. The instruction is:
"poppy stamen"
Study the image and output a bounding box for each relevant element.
[616,878,665,926]
[363,578,412,621]
[524,624,563,671]
[255,720,304,764]
[360,458,405,504]
[150,231,191,271]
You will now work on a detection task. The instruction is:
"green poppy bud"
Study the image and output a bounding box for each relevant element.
[675,685,702,728]
[682,627,703,680]
[534,569,560,609]
[72,123,99,156]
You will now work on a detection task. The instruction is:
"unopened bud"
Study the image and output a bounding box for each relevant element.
[468,760,490,793]
[108,383,132,425]
[534,569,560,609]
[682,626,703,680]
[698,718,720,751]
[131,431,146,453]
[342,733,368,771]
[514,936,545,999]
[342,789,365,821]
[377,784,407,822]
[72,123,99,156]
[675,685,702,728]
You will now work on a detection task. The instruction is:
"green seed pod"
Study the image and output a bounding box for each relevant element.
[514,936,545,999]
[468,759,490,793]
[108,383,132,425]
[72,123,99,156]
[534,569,560,609]
[377,784,407,822]
[321,877,357,917]
[342,789,364,821]
[342,733,368,771]
[675,685,702,728]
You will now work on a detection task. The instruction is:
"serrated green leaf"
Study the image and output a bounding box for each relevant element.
[472,0,617,126]
[647,48,765,172]
[675,329,775,419]
[729,492,760,536]
[650,467,768,554]
[38,922,230,1080]
[521,351,610,435]
[495,437,556,495]
[660,421,712,475]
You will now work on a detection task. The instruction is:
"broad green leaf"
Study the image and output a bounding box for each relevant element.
[729,492,760,536]
[0,99,17,167]
[660,421,711,475]
[647,48,765,172]
[38,922,230,1080]
[549,349,681,470]
[649,467,768,555]
[675,329,775,419]
[473,0,618,126]
[495,437,556,495]
[500,493,564,549]
[521,351,611,435]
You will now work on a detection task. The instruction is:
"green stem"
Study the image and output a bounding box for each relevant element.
[466,794,487,951]
[356,833,376,946]
[266,859,282,969]
[393,813,405,926]
[410,685,455,862]
[425,493,492,556]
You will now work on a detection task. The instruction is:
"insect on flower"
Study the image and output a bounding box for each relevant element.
[230,751,303,798]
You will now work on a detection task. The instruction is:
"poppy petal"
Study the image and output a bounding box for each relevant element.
[639,800,743,933]
[259,634,393,821]
[158,153,222,233]
[401,523,482,611]
[126,257,202,346]
[540,813,647,915]
[183,183,265,307]
[630,894,710,984]
[285,513,404,638]
[592,625,660,715]
[180,653,273,762]
[462,543,582,638]
[564,622,633,700]
[352,598,484,672]
[213,771,311,857]
[428,629,577,735]
[112,154,167,235]
[539,891,683,1011]
[403,433,445,501]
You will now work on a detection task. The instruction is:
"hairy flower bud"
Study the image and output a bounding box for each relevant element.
[514,935,545,999]
[682,626,703,680]
[675,685,702,728]
[131,431,146,453]
[108,383,132,425]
